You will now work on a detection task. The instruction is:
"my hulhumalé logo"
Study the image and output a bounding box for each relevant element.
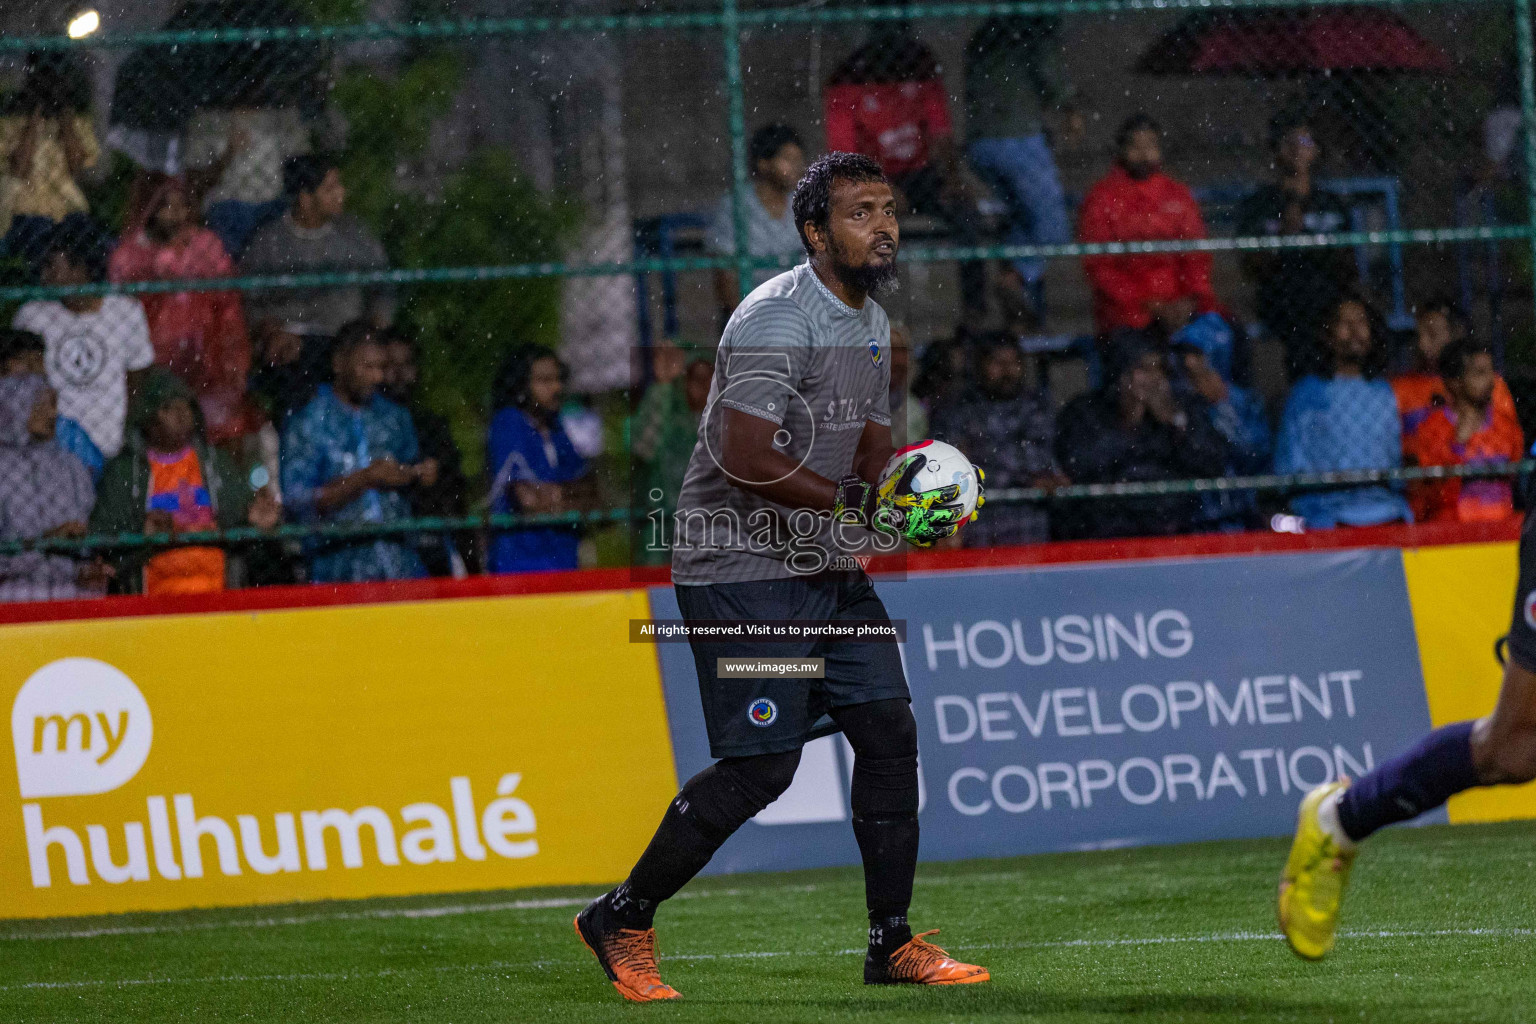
[748,698,778,727]
[13,658,539,889]
[868,340,882,367]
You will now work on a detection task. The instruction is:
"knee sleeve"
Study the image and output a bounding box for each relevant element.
[837,699,920,819]
[679,750,802,839]
[851,753,919,818]
[837,698,918,760]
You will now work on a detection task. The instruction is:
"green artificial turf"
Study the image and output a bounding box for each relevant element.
[3,821,1534,1023]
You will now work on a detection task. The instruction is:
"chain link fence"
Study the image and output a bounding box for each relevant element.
[0,0,1532,599]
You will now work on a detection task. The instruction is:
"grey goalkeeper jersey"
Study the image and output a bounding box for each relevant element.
[670,263,893,584]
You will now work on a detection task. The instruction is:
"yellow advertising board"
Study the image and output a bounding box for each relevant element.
[1402,541,1536,824]
[1,589,677,919]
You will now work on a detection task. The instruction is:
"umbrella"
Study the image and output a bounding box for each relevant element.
[1136,9,1452,77]
[110,0,327,134]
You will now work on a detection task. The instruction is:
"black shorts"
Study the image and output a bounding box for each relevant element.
[1507,512,1536,672]
[675,570,910,758]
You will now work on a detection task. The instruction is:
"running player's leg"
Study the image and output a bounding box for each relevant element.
[1280,521,1536,959]
[1334,658,1536,843]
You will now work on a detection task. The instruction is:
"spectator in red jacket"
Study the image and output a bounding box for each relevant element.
[1078,113,1220,336]
[824,21,986,319]
[108,173,258,446]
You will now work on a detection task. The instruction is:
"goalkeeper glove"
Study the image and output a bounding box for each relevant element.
[833,455,986,548]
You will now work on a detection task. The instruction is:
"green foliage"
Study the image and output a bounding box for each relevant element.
[395,150,579,476]
[331,50,577,476]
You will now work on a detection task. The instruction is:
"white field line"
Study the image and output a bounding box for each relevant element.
[0,885,797,942]
[0,870,1163,944]
[5,926,1534,993]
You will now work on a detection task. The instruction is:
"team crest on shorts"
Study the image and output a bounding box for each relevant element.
[869,340,882,366]
[747,697,778,727]
[1524,591,1536,631]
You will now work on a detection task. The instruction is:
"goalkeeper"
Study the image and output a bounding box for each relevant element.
[575,152,989,1001]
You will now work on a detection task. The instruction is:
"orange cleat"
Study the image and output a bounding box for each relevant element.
[573,901,682,1003]
[865,930,991,986]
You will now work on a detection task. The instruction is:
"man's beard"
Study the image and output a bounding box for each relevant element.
[829,235,899,296]
[980,375,1023,401]
[1123,160,1160,181]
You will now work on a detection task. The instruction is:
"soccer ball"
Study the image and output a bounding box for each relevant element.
[880,440,980,525]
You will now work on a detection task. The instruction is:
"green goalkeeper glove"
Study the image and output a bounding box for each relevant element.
[833,455,986,548]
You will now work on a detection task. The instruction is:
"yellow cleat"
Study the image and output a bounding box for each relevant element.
[1278,781,1357,961]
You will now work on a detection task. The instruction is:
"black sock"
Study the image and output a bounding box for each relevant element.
[603,881,658,931]
[868,913,913,956]
[610,798,733,929]
[853,814,918,953]
[1337,720,1480,842]
[608,759,785,930]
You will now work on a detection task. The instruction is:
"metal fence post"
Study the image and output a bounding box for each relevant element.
[1517,0,1536,306]
[722,0,755,301]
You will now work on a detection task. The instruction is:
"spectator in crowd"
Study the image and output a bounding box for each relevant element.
[1236,110,1356,381]
[1078,113,1221,337]
[487,346,591,574]
[964,15,1080,327]
[1171,314,1273,531]
[12,217,154,461]
[0,373,104,601]
[1481,66,1523,188]
[108,173,257,446]
[281,321,436,584]
[0,53,97,266]
[707,124,807,322]
[243,155,392,420]
[91,367,279,595]
[1054,332,1229,539]
[1392,297,1517,437]
[887,323,927,446]
[381,327,469,577]
[911,335,968,422]
[249,321,323,432]
[1404,338,1524,524]
[0,327,101,480]
[185,108,310,259]
[1275,296,1412,528]
[932,332,1062,547]
[825,20,986,319]
[633,340,713,565]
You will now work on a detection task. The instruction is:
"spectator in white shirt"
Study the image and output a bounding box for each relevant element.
[11,216,153,459]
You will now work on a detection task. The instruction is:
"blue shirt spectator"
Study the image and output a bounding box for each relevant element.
[1275,297,1412,528]
[281,324,435,583]
[487,348,588,574]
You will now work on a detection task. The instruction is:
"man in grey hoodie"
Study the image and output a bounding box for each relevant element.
[0,373,104,601]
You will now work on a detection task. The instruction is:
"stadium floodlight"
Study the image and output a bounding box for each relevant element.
[66,8,100,39]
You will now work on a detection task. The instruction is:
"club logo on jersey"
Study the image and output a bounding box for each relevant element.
[747,698,778,727]
[1524,590,1536,632]
[869,340,882,367]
